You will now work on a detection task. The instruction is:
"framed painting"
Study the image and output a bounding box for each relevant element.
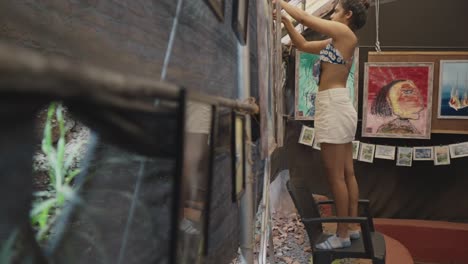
[375,145,396,160]
[298,125,315,146]
[204,0,225,21]
[232,0,249,44]
[396,147,413,167]
[434,146,450,165]
[413,146,433,161]
[358,143,375,163]
[438,60,468,119]
[362,62,434,139]
[352,140,360,160]
[449,142,468,158]
[295,48,359,120]
[231,111,246,202]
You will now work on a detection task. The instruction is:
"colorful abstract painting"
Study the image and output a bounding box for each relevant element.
[362,62,434,139]
[294,48,358,120]
[438,60,468,119]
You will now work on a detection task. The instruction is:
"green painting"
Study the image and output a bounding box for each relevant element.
[294,48,359,120]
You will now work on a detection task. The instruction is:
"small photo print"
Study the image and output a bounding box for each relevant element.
[352,141,360,160]
[413,147,434,161]
[449,142,468,158]
[298,125,315,146]
[396,147,413,167]
[312,139,321,150]
[358,143,375,163]
[434,146,451,166]
[375,145,396,160]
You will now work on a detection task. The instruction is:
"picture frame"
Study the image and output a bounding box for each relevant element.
[362,62,434,139]
[358,143,375,163]
[413,146,434,161]
[312,139,321,150]
[231,111,246,202]
[375,145,396,160]
[204,0,225,21]
[298,125,315,146]
[449,142,468,158]
[438,60,468,119]
[434,145,451,165]
[396,147,413,167]
[294,48,359,120]
[352,140,360,160]
[232,0,249,44]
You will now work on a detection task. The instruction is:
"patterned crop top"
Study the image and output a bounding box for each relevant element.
[312,41,353,84]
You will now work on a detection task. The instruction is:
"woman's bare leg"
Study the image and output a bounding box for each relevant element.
[320,143,349,238]
[344,142,360,231]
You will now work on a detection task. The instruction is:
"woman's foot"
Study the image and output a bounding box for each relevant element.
[349,229,361,240]
[315,235,351,250]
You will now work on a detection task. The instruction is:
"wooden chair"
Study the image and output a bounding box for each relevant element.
[286,180,386,264]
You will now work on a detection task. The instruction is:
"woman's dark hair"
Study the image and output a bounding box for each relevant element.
[340,0,370,30]
[371,79,407,117]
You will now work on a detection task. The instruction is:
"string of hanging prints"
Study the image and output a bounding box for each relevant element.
[298,125,468,166]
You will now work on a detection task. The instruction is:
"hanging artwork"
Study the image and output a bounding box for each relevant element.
[362,62,434,139]
[358,143,375,163]
[396,147,413,167]
[438,60,468,119]
[375,145,396,160]
[449,142,468,158]
[298,125,315,146]
[312,139,321,150]
[352,140,360,160]
[434,146,451,165]
[294,48,359,120]
[413,146,434,161]
[257,0,277,157]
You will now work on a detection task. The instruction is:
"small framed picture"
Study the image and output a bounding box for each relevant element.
[232,111,246,202]
[434,146,451,166]
[298,125,315,146]
[396,147,413,167]
[232,0,249,44]
[352,141,360,160]
[358,143,375,163]
[449,142,468,158]
[413,146,434,161]
[375,145,396,160]
[312,139,321,150]
[204,0,225,21]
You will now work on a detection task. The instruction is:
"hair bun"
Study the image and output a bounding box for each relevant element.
[362,0,370,9]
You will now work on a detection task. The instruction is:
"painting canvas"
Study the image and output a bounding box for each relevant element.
[434,145,450,165]
[352,140,360,160]
[257,0,276,157]
[438,60,468,119]
[358,143,375,163]
[295,48,359,120]
[413,147,433,161]
[362,62,434,139]
[396,147,413,167]
[298,125,315,146]
[375,145,396,160]
[449,142,468,158]
[312,139,321,150]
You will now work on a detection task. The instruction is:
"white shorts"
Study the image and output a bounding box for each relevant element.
[314,88,357,144]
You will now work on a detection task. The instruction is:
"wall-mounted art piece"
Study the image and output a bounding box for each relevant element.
[438,60,468,119]
[396,147,413,167]
[362,62,434,139]
[257,0,277,157]
[449,142,468,158]
[413,146,433,161]
[204,0,225,21]
[232,0,249,44]
[298,125,315,146]
[358,143,375,163]
[295,48,359,120]
[352,140,360,160]
[374,145,396,160]
[434,145,450,166]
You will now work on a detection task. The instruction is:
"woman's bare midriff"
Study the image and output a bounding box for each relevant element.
[318,62,351,91]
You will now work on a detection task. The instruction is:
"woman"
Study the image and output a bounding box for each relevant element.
[277,0,369,249]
